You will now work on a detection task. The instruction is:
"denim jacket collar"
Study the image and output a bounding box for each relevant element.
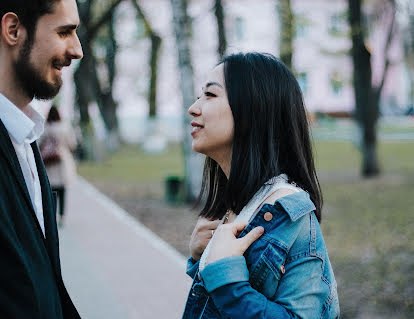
[275,191,316,222]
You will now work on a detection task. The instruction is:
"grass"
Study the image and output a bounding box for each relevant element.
[314,140,414,173]
[78,140,414,318]
[78,143,184,182]
[313,141,414,318]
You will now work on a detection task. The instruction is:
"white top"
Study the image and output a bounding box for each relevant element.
[199,174,302,273]
[0,93,46,236]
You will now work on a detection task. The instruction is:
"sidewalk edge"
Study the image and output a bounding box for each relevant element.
[77,176,187,270]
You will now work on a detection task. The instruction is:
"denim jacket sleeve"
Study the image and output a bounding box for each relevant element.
[201,256,298,318]
[186,257,200,279]
[199,194,319,318]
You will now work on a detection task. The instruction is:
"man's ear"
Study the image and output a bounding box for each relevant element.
[1,13,25,47]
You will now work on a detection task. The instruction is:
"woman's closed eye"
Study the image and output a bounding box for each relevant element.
[204,91,216,97]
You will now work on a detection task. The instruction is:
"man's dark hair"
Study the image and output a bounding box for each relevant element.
[197,52,323,222]
[0,0,59,44]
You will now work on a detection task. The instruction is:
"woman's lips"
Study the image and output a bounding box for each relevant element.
[191,126,202,136]
[191,123,203,136]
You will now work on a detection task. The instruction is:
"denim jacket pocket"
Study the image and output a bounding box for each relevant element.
[249,243,287,300]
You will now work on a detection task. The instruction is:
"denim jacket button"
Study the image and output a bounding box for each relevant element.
[264,212,273,221]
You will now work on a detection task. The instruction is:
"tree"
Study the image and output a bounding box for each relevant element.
[277,0,294,70]
[214,0,227,59]
[170,0,204,201]
[131,0,162,118]
[75,0,125,158]
[348,0,396,176]
[95,10,120,152]
[403,4,414,106]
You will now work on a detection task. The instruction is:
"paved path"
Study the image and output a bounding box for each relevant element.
[59,177,192,319]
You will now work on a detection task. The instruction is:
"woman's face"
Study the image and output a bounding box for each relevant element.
[188,64,234,161]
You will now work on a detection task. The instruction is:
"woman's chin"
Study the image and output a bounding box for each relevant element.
[192,143,206,155]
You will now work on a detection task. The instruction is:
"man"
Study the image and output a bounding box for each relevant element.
[0,0,83,317]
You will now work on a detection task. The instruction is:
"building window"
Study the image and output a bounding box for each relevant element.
[297,72,308,94]
[294,14,312,38]
[295,24,306,38]
[233,17,245,41]
[330,71,343,95]
[328,12,347,36]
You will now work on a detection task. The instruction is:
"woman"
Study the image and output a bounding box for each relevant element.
[183,53,339,318]
[40,105,77,226]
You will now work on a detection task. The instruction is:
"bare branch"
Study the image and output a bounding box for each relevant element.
[214,0,227,58]
[377,0,396,95]
[89,0,125,40]
[131,0,154,36]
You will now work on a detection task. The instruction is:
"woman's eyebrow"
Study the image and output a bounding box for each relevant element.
[204,82,223,89]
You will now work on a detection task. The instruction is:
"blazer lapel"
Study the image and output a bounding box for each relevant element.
[0,119,60,274]
[0,120,34,211]
[32,141,62,275]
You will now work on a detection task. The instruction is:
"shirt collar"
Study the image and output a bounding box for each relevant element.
[0,93,45,144]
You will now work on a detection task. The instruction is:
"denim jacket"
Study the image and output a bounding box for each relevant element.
[182,191,340,319]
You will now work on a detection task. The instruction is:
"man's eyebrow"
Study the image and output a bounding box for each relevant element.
[56,24,79,31]
[204,82,223,89]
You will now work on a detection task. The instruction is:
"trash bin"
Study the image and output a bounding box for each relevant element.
[165,176,184,204]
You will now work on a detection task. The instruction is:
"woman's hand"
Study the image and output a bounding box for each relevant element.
[206,222,264,265]
[190,217,221,261]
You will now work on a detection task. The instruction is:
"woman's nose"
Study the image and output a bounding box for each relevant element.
[188,100,201,117]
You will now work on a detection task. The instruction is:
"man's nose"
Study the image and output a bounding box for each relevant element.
[68,34,83,60]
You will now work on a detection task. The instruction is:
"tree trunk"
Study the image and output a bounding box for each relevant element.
[405,14,414,105]
[74,0,95,160]
[74,0,123,158]
[348,0,380,176]
[74,56,95,161]
[148,34,162,118]
[148,32,161,119]
[132,0,162,119]
[101,12,120,151]
[214,0,227,59]
[277,0,294,70]
[170,0,204,201]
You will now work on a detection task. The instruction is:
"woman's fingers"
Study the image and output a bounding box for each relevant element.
[206,223,264,265]
[239,226,264,252]
[197,217,220,231]
[230,221,249,235]
[190,217,221,260]
[208,219,221,230]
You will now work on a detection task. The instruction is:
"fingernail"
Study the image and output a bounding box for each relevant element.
[257,226,264,234]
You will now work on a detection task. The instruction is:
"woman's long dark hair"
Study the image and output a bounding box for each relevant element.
[197,52,323,222]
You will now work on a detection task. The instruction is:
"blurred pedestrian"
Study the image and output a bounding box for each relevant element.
[40,105,77,226]
[0,0,82,317]
[183,52,339,318]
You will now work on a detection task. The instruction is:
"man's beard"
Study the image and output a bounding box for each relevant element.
[13,37,63,100]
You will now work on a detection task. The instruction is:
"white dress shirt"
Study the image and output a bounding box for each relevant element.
[0,93,46,236]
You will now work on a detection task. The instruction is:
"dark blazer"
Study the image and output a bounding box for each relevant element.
[0,120,80,318]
